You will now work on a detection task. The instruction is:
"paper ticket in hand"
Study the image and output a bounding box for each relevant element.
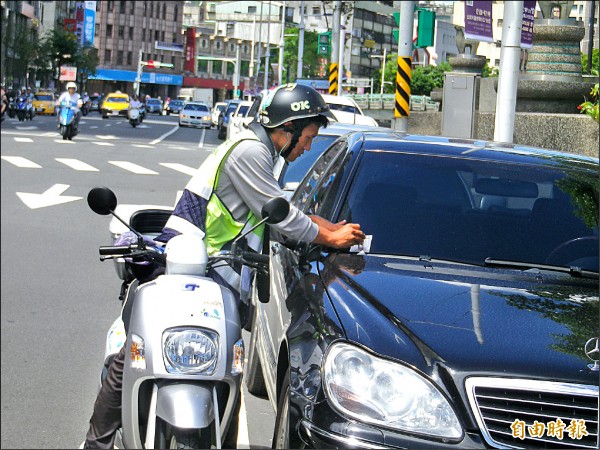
[350,235,372,254]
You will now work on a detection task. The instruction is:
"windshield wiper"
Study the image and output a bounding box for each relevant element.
[484,258,598,279]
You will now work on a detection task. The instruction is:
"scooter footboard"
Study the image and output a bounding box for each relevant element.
[156,383,214,429]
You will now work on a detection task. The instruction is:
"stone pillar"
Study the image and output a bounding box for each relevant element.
[516,2,596,113]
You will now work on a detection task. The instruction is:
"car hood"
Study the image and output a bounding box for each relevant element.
[329,110,378,126]
[322,254,599,384]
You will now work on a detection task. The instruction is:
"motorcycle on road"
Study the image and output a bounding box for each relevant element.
[57,100,79,140]
[16,95,35,121]
[128,106,142,128]
[87,186,289,449]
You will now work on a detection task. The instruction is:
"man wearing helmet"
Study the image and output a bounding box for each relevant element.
[56,82,83,130]
[82,84,365,449]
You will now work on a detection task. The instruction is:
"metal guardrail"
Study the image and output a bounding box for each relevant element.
[348,94,439,111]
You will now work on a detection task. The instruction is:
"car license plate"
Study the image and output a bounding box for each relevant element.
[192,120,200,124]
[112,111,119,115]
[36,108,43,112]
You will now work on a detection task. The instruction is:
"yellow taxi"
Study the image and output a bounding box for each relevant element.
[32,91,57,115]
[101,91,130,118]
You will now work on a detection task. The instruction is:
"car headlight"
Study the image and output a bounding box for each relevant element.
[163,328,219,375]
[323,342,463,440]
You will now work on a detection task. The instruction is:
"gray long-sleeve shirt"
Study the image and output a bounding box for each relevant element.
[217,137,319,243]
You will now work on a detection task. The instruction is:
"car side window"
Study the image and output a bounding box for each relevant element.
[293,140,349,218]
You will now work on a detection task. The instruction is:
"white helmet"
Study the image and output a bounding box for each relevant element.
[66,82,77,90]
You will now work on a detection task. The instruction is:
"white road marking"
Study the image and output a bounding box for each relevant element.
[14,137,34,142]
[1,156,41,168]
[150,125,179,145]
[54,139,76,144]
[198,128,207,148]
[237,391,250,449]
[109,161,158,175]
[92,141,115,146]
[159,163,197,176]
[96,135,119,140]
[55,158,99,171]
[132,144,155,148]
[16,183,81,209]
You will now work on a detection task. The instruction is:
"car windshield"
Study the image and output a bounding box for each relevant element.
[108,97,128,103]
[337,152,598,271]
[237,105,250,116]
[215,104,226,112]
[35,94,53,101]
[184,104,209,112]
[170,101,184,106]
[148,99,161,105]
[328,103,358,114]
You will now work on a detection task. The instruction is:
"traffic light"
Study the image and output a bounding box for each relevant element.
[416,9,436,48]
[318,31,331,56]
[143,60,174,69]
[146,60,155,69]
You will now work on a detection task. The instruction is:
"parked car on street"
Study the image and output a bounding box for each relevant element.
[246,131,599,449]
[165,99,185,115]
[101,91,130,119]
[217,99,242,140]
[145,97,163,114]
[32,91,56,115]
[212,101,227,127]
[178,101,212,128]
[321,93,379,127]
[226,100,253,140]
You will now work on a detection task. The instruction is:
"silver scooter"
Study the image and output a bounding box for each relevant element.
[87,187,288,449]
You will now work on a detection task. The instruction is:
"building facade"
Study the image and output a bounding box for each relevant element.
[87,0,184,99]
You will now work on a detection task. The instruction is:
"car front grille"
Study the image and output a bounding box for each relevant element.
[466,377,598,449]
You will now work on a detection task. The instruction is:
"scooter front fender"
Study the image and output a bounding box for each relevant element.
[156,383,214,429]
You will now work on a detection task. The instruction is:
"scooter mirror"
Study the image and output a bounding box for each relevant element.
[261,197,290,225]
[88,186,118,215]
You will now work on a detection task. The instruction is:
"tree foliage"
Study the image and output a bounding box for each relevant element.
[282,28,322,79]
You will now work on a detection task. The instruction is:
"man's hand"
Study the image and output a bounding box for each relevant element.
[311,216,366,249]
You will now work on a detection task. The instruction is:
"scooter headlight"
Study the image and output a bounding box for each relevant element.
[163,328,219,375]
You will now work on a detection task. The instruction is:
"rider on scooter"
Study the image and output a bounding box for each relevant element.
[82,84,366,449]
[56,82,83,131]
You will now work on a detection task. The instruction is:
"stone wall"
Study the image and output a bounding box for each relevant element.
[403,111,599,158]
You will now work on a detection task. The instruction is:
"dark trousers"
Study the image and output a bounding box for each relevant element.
[84,344,126,449]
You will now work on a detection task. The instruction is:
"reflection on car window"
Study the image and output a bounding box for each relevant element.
[281,135,339,187]
[293,140,349,217]
[337,152,598,270]
[108,97,128,103]
[35,95,53,101]
[184,104,209,112]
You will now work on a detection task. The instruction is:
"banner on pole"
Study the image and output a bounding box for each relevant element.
[184,28,197,73]
[464,1,494,43]
[520,0,536,49]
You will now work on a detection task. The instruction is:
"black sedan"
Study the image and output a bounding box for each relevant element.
[246,131,599,449]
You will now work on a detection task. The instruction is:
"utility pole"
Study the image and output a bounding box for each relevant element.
[329,1,341,95]
[494,1,523,143]
[264,1,271,90]
[134,49,143,96]
[256,2,264,91]
[338,15,345,96]
[394,1,415,131]
[278,1,286,85]
[297,0,305,79]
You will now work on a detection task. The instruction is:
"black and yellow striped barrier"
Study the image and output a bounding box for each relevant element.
[329,63,338,95]
[394,56,411,118]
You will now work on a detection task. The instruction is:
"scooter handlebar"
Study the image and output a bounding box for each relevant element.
[241,251,269,265]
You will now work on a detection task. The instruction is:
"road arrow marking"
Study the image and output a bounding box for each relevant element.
[16,184,82,209]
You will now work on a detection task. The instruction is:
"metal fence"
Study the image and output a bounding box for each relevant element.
[348,94,439,111]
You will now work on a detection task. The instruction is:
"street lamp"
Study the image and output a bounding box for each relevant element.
[370,47,387,97]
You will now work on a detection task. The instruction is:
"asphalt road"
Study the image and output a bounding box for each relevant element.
[1,111,275,449]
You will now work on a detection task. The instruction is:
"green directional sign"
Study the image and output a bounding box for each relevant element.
[416,9,436,48]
